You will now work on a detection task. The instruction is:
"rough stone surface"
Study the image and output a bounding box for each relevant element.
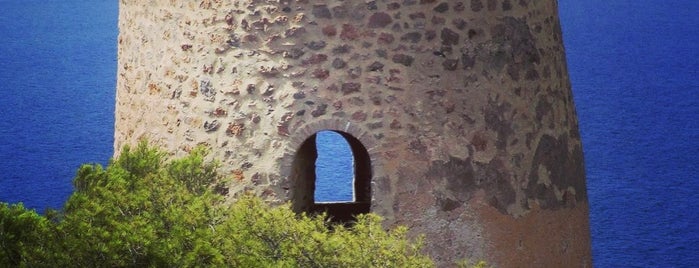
[115,1,591,266]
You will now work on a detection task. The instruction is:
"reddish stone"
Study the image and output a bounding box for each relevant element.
[367,12,392,28]
[366,75,381,84]
[231,169,244,181]
[341,82,361,95]
[311,68,330,80]
[226,122,245,136]
[377,33,395,44]
[322,25,337,36]
[225,12,235,25]
[277,112,293,136]
[333,100,343,110]
[306,54,328,64]
[213,107,227,117]
[361,28,377,38]
[203,64,213,74]
[352,111,368,121]
[390,119,402,129]
[471,133,488,151]
[260,188,276,199]
[387,72,401,83]
[340,24,360,40]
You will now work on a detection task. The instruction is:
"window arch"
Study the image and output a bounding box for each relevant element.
[289,130,371,223]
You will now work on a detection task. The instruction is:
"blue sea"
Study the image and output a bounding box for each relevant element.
[0,1,697,266]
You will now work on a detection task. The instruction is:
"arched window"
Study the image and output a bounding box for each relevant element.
[290,130,371,223]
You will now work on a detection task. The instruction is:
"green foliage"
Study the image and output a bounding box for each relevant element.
[0,141,434,267]
[55,141,226,267]
[0,203,54,266]
[219,197,432,267]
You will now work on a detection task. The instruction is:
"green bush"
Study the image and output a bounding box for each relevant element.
[0,203,55,266]
[0,141,434,267]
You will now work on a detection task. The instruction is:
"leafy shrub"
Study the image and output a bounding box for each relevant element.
[0,203,54,266]
[0,141,434,267]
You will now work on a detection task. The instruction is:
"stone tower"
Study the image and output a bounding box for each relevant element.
[115,0,591,266]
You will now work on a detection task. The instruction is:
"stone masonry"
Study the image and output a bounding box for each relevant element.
[115,0,592,266]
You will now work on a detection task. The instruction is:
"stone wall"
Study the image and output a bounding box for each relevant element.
[115,0,592,266]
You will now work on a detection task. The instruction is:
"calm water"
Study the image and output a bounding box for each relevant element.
[0,0,116,210]
[0,1,697,266]
[560,1,699,266]
[315,131,354,202]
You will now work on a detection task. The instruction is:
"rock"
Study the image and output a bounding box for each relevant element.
[199,78,216,102]
[368,12,393,28]
[204,120,221,132]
